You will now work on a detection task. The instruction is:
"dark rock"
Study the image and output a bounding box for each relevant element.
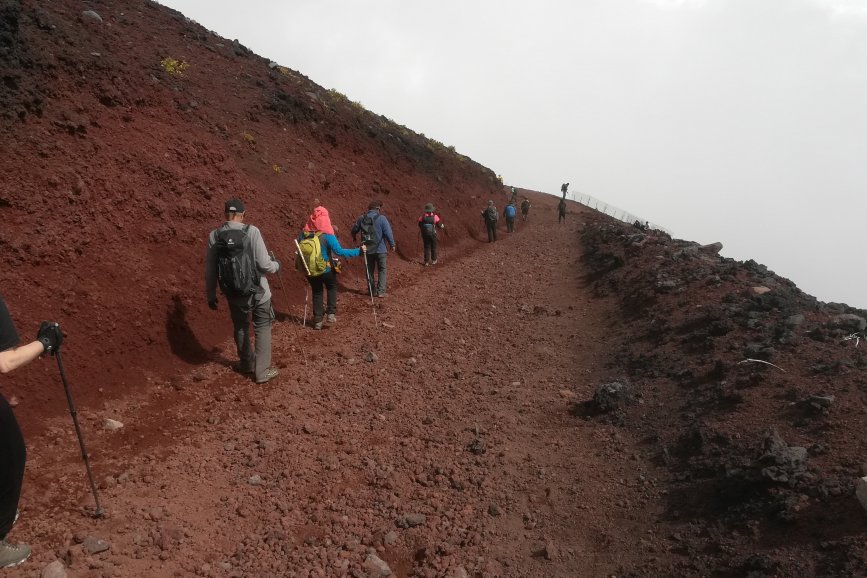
[82,537,110,555]
[591,381,634,412]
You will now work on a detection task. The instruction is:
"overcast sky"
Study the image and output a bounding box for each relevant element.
[160,0,867,308]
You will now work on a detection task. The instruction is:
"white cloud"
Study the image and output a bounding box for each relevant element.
[809,0,867,17]
[640,0,708,8]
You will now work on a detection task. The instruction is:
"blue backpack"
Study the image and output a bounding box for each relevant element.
[505,205,516,218]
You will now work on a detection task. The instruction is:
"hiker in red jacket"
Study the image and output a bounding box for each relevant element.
[418,203,444,266]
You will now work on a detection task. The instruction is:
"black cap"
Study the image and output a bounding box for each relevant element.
[225,198,245,213]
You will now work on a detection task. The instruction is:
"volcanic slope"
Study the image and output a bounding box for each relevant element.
[1,0,499,429]
[7,199,665,577]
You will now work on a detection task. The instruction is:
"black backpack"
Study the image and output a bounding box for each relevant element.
[215,225,260,298]
[359,212,382,249]
[485,206,499,222]
[420,213,437,237]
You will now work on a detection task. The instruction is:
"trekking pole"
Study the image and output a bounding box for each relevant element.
[268,250,293,317]
[439,226,445,263]
[362,249,378,326]
[55,350,105,518]
[292,239,311,328]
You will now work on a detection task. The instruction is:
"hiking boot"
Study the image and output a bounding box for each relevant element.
[313,319,324,330]
[256,367,279,384]
[431,260,438,265]
[376,293,387,299]
[326,314,337,324]
[232,363,255,375]
[423,262,430,267]
[0,540,31,568]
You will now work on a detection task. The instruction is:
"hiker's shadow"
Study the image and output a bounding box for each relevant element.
[166,295,227,366]
[337,274,372,296]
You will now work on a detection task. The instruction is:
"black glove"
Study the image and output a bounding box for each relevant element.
[208,299,218,311]
[37,321,63,354]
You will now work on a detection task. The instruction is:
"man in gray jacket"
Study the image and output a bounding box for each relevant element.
[205,198,280,384]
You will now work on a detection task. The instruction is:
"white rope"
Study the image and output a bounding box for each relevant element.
[737,358,787,372]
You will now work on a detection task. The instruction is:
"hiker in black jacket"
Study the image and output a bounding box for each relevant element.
[418,203,444,266]
[0,296,63,568]
[481,200,499,242]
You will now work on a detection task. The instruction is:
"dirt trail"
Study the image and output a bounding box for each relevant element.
[7,202,668,577]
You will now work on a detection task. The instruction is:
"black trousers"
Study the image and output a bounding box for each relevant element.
[308,269,338,321]
[422,234,438,263]
[506,217,515,232]
[0,395,25,540]
[558,211,566,223]
[486,221,497,242]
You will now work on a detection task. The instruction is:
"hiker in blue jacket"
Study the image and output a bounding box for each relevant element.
[351,200,396,298]
[503,202,517,233]
[297,225,365,330]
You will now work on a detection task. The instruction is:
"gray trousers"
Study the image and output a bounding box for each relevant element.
[228,298,274,382]
[366,253,388,296]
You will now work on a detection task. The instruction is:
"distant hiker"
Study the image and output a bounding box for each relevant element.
[296,209,365,330]
[0,295,63,568]
[482,200,499,242]
[558,198,567,223]
[520,198,531,221]
[418,203,445,266]
[351,200,396,298]
[503,202,517,233]
[205,198,280,384]
[509,186,518,205]
[561,182,569,198]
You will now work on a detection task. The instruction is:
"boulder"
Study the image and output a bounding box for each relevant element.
[591,381,634,412]
[829,314,866,332]
[701,242,723,254]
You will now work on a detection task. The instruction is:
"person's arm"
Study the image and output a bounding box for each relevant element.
[250,227,278,275]
[380,218,395,249]
[205,231,218,303]
[0,341,45,374]
[324,235,361,258]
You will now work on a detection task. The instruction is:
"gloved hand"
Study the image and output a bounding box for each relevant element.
[360,244,367,253]
[208,299,218,311]
[439,223,445,229]
[37,321,63,354]
[272,259,280,273]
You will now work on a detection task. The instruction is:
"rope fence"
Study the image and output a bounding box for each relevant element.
[569,191,672,235]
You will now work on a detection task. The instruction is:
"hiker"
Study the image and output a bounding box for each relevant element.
[509,186,518,205]
[305,199,335,235]
[481,200,499,242]
[296,206,365,330]
[205,198,280,384]
[418,203,445,266]
[0,296,63,568]
[351,200,395,298]
[561,182,569,198]
[503,202,517,233]
[521,198,531,221]
[558,197,567,223]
